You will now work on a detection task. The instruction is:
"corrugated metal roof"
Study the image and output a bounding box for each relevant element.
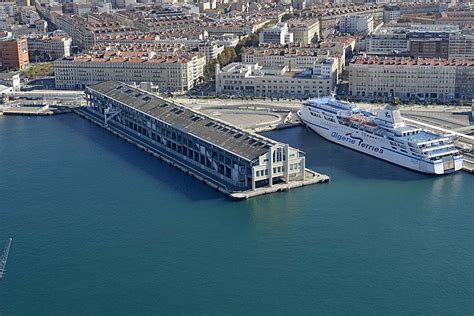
[88,81,276,161]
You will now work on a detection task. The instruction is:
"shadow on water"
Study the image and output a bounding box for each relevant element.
[56,114,223,202]
[264,126,434,182]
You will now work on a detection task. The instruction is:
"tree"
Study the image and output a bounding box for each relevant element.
[216,47,238,68]
[397,17,411,23]
[205,59,218,80]
[232,33,260,63]
[281,13,295,22]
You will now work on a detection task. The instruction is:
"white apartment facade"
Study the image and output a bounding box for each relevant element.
[27,35,72,60]
[338,15,374,35]
[198,42,224,61]
[366,31,409,54]
[288,19,320,45]
[348,57,474,101]
[383,5,401,24]
[448,33,474,59]
[241,51,334,71]
[54,54,205,93]
[0,2,16,20]
[259,23,294,45]
[365,25,473,58]
[216,60,337,98]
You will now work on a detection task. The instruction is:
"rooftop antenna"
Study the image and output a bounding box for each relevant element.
[0,238,12,280]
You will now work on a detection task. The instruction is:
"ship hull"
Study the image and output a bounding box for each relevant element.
[298,109,462,175]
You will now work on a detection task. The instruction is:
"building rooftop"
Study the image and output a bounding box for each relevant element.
[243,45,321,57]
[352,56,474,66]
[62,51,200,64]
[287,18,319,28]
[301,4,381,18]
[88,81,277,161]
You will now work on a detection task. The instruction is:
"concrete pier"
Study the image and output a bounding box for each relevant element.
[229,169,330,200]
[75,107,330,200]
[77,81,330,200]
[1,105,71,116]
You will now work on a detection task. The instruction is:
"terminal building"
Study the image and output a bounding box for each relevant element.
[81,81,310,197]
[216,59,338,98]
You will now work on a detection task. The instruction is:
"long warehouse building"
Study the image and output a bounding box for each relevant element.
[81,81,317,198]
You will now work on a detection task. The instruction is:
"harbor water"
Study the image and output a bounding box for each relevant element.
[0,114,473,314]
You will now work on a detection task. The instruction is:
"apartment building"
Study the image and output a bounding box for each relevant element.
[301,4,383,33]
[0,1,15,20]
[203,18,271,37]
[27,35,72,60]
[55,15,95,49]
[455,65,474,101]
[54,53,205,93]
[259,23,294,45]
[366,25,473,59]
[0,37,29,70]
[366,28,409,54]
[399,3,443,15]
[319,35,356,72]
[449,33,474,59]
[216,58,338,98]
[409,33,449,59]
[54,14,135,50]
[35,19,48,33]
[348,56,474,101]
[383,5,401,24]
[287,19,320,45]
[242,47,326,70]
[18,7,40,26]
[198,42,224,61]
[435,11,474,28]
[338,14,374,35]
[292,0,306,10]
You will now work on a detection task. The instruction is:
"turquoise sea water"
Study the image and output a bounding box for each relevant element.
[0,114,473,315]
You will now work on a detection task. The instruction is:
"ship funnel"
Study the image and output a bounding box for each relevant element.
[375,104,404,128]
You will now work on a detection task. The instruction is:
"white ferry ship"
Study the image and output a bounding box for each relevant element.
[298,97,463,174]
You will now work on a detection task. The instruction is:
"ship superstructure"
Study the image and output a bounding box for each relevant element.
[298,97,463,174]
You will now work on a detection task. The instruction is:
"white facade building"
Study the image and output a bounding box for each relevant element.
[366,28,409,55]
[216,59,338,98]
[198,42,224,61]
[259,23,294,45]
[0,2,16,20]
[348,57,474,102]
[27,35,72,60]
[242,49,331,71]
[365,25,474,58]
[338,15,374,35]
[287,19,320,45]
[54,54,206,93]
[449,33,474,59]
[383,5,401,24]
